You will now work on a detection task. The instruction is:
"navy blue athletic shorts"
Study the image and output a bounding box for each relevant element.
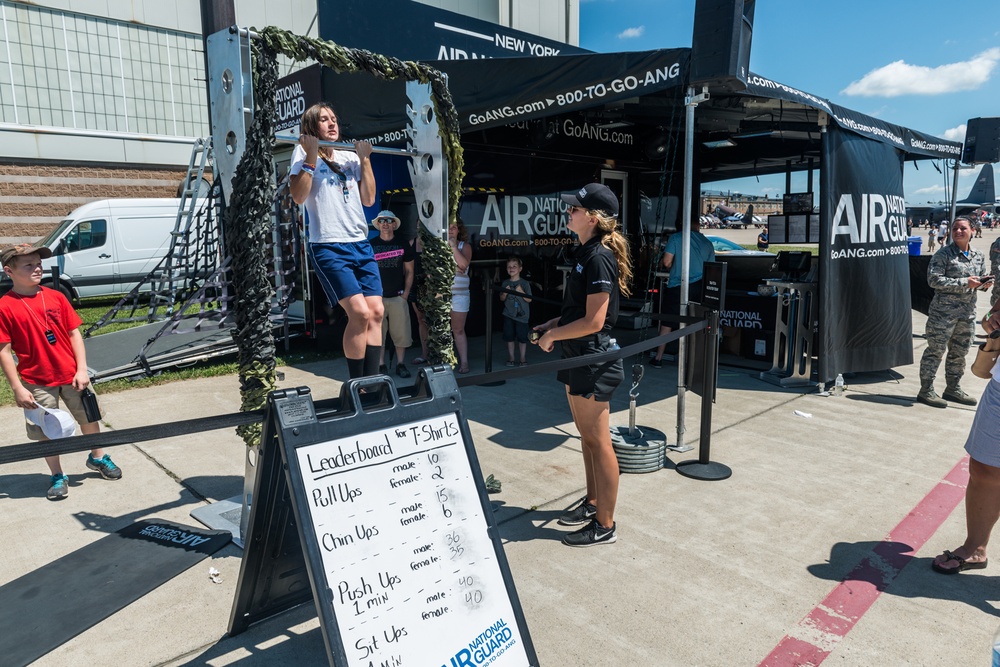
[309,240,382,305]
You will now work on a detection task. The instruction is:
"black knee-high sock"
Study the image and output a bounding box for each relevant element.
[346,357,365,379]
[364,345,382,376]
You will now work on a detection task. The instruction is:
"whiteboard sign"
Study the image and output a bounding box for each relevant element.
[292,411,533,667]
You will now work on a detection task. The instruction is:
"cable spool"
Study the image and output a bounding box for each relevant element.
[610,425,667,473]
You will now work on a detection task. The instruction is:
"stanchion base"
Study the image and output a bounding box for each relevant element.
[759,370,813,388]
[675,460,732,481]
[190,494,245,548]
[480,380,506,387]
[665,443,695,453]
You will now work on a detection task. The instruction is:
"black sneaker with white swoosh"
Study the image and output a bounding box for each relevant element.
[562,519,617,547]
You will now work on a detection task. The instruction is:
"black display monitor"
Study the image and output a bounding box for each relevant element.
[783,192,814,214]
[776,250,811,278]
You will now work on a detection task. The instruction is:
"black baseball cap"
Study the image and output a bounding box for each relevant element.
[560,183,619,218]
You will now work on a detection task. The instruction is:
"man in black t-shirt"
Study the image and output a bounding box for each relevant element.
[370,210,415,378]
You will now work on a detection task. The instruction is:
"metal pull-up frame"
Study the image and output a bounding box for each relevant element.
[204,27,449,239]
[273,133,418,157]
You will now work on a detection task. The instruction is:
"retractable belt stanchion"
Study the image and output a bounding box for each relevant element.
[480,276,505,386]
[675,308,732,481]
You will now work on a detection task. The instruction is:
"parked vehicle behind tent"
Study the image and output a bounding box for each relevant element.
[1,199,181,302]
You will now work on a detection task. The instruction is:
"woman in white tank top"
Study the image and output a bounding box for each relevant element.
[449,219,473,373]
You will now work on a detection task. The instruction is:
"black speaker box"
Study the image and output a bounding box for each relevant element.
[963,117,1000,164]
[690,0,755,88]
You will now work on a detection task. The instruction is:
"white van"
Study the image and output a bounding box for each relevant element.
[30,199,182,301]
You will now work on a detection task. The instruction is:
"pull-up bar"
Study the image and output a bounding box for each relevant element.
[273,133,419,158]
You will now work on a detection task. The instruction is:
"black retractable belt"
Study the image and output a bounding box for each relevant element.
[0,409,263,466]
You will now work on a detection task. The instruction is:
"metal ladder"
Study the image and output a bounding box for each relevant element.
[85,138,223,336]
[146,138,213,318]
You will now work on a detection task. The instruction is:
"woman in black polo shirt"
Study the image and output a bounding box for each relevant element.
[533,183,633,547]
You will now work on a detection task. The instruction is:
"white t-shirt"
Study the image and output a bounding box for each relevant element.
[290,144,369,243]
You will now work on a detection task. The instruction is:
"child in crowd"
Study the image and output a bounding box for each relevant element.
[0,244,122,500]
[500,257,532,366]
[927,224,937,253]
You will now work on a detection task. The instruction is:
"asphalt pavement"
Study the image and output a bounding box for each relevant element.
[1,275,999,666]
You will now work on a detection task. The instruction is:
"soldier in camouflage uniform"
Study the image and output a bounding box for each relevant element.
[918,217,988,408]
[989,234,1000,308]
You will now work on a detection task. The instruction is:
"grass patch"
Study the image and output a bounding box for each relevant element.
[738,244,819,255]
[0,295,339,407]
[0,346,338,408]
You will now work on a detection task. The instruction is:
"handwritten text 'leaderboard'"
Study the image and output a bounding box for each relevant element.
[296,413,530,667]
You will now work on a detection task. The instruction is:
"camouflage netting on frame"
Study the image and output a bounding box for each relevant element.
[225,27,464,447]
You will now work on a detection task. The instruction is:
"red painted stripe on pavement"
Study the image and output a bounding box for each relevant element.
[758,456,970,667]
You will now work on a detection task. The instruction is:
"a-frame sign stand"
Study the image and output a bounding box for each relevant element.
[228,368,538,667]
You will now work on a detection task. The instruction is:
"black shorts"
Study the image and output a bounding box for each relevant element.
[658,280,704,322]
[556,335,624,402]
[502,317,529,343]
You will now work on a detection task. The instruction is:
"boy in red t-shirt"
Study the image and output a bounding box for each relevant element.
[0,244,122,500]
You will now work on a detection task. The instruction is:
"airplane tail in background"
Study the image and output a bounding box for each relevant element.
[958,163,996,205]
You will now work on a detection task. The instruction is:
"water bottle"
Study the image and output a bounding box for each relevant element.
[609,338,620,351]
[833,374,845,397]
[993,622,1000,666]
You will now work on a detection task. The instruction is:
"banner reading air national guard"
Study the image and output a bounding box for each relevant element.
[460,191,576,261]
[820,126,912,380]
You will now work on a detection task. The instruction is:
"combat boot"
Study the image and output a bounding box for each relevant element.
[917,386,948,408]
[943,386,978,406]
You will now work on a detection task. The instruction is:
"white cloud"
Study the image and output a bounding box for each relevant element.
[914,184,945,195]
[617,26,644,39]
[842,47,1000,97]
[942,124,966,142]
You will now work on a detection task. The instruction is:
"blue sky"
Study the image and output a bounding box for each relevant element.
[579,0,1000,206]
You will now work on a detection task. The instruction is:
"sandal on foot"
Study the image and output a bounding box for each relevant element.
[457,365,470,374]
[505,360,516,367]
[931,549,988,574]
[519,361,528,367]
[412,356,427,365]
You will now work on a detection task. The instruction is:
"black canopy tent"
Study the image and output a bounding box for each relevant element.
[302,45,961,380]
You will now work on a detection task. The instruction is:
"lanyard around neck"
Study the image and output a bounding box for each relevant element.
[13,290,54,333]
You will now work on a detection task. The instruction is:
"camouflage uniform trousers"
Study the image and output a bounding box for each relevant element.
[919,307,975,390]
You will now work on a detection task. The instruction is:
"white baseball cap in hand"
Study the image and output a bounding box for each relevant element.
[24,406,77,439]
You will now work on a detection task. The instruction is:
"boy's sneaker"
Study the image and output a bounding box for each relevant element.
[558,497,597,526]
[47,474,69,501]
[86,454,122,480]
[562,519,617,547]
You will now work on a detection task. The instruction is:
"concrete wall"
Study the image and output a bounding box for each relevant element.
[0,163,187,243]
[0,0,316,242]
[14,0,316,38]
[417,0,579,45]
[0,0,576,242]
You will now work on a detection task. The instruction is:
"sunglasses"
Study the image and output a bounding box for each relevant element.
[567,205,587,215]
